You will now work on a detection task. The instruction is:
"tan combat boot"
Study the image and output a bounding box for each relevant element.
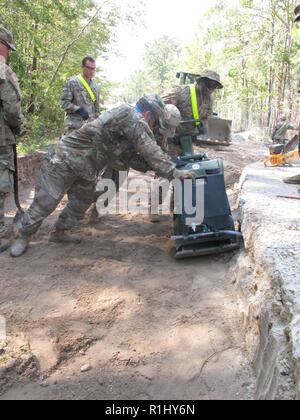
[49,228,82,244]
[10,235,29,257]
[283,173,300,185]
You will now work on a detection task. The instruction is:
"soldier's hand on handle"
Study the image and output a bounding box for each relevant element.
[76,107,89,120]
[173,168,196,182]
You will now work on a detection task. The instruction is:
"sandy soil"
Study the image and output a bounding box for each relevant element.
[0,139,265,400]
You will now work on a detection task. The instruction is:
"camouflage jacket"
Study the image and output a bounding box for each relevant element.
[56,104,175,181]
[161,84,213,135]
[0,59,23,147]
[61,76,100,132]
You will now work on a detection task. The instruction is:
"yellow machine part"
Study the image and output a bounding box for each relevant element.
[265,150,300,167]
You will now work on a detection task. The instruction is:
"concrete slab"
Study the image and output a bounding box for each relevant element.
[235,163,300,400]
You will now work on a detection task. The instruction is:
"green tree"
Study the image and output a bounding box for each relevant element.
[122,35,181,101]
[181,0,298,132]
[0,0,145,151]
[143,35,181,92]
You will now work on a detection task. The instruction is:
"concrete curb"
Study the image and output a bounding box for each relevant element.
[234,163,300,400]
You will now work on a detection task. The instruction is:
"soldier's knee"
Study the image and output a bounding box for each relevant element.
[34,186,61,214]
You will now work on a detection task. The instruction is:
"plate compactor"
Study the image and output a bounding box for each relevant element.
[171,133,242,259]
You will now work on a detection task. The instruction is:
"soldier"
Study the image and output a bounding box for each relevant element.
[61,56,100,134]
[161,69,223,157]
[284,6,300,185]
[61,56,120,221]
[10,95,192,257]
[272,115,295,144]
[0,27,23,251]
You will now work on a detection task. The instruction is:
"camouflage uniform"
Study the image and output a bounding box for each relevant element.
[161,83,213,158]
[16,104,176,237]
[61,76,100,134]
[0,55,23,234]
[272,120,295,144]
[161,83,213,135]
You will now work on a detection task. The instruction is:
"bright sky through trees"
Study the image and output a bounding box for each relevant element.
[99,0,240,81]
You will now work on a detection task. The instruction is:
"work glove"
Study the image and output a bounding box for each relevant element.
[76,107,89,120]
[173,168,196,182]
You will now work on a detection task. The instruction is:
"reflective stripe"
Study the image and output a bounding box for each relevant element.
[78,75,96,103]
[190,84,201,126]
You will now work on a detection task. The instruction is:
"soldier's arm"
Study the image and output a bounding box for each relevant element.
[124,120,175,180]
[61,79,80,113]
[0,78,23,129]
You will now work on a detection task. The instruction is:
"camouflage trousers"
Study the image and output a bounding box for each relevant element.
[0,146,14,228]
[16,157,96,237]
[92,153,149,203]
[61,124,124,204]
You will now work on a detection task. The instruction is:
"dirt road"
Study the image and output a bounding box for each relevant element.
[0,140,264,400]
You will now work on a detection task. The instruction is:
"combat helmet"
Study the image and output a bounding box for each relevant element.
[0,27,16,51]
[138,94,179,136]
[143,94,166,120]
[198,70,223,89]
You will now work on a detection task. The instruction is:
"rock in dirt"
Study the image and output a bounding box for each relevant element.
[80,364,92,373]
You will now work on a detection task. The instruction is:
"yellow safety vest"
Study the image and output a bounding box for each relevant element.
[78,75,96,103]
[190,84,201,127]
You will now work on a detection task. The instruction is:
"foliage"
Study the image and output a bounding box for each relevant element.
[122,0,299,133]
[181,0,299,131]
[121,35,181,102]
[2,0,299,142]
[0,0,144,150]
[143,35,181,92]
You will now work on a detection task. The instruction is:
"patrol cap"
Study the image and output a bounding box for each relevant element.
[0,27,16,51]
[198,70,223,89]
[295,5,300,22]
